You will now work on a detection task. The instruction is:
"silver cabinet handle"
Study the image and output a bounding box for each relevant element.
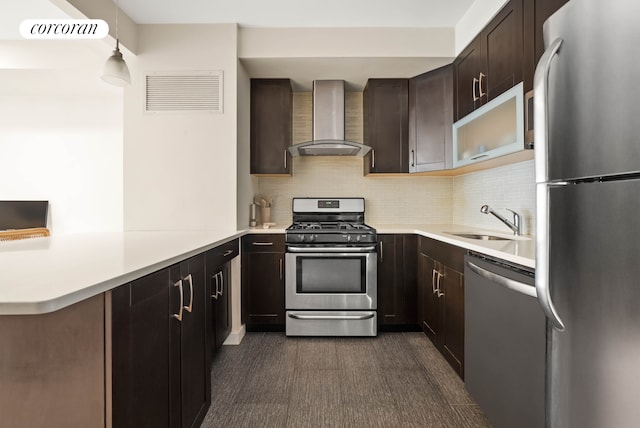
[379,240,384,261]
[431,268,438,294]
[284,149,287,169]
[279,258,283,280]
[223,249,234,257]
[211,273,218,300]
[471,154,489,161]
[371,149,375,169]
[466,261,537,298]
[183,274,194,313]
[535,183,566,330]
[252,242,274,246]
[411,149,415,167]
[478,72,486,97]
[472,77,479,101]
[173,279,184,321]
[534,38,563,184]
[288,313,375,321]
[218,271,224,297]
[436,271,444,298]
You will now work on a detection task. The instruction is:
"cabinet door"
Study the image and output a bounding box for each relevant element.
[441,265,465,378]
[243,252,285,328]
[177,254,210,428]
[454,36,483,121]
[250,79,292,175]
[213,263,232,350]
[363,79,409,174]
[242,235,286,330]
[418,252,441,341]
[377,235,403,326]
[112,269,173,428]
[409,65,453,172]
[481,0,524,102]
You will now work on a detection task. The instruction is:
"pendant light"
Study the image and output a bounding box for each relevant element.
[102,0,130,86]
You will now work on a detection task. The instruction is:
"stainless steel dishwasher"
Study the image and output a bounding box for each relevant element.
[464,253,546,428]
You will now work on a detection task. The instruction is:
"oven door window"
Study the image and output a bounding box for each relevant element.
[296,256,366,293]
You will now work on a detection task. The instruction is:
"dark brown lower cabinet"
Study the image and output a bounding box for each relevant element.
[241,234,285,330]
[206,239,239,352]
[418,236,465,379]
[111,253,210,428]
[377,234,417,328]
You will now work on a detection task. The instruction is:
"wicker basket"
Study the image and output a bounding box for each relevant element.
[0,227,50,241]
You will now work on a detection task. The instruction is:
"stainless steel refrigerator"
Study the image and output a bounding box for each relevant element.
[534,0,640,427]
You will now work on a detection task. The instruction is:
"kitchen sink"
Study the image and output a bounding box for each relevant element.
[449,233,514,241]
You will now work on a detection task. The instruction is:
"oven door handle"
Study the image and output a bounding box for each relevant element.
[287,246,376,253]
[287,313,375,321]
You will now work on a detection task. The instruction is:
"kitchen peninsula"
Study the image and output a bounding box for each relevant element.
[0,225,533,426]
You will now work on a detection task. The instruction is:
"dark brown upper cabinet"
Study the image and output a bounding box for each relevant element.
[454,0,524,121]
[409,64,454,172]
[523,0,570,92]
[250,79,292,175]
[363,78,409,174]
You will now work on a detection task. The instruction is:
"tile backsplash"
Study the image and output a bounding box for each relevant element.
[257,158,535,234]
[453,159,536,234]
[258,156,453,225]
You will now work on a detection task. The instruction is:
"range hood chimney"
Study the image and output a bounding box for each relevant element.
[288,80,372,157]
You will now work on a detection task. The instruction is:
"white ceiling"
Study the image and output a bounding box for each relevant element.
[117,0,475,28]
[1,0,476,40]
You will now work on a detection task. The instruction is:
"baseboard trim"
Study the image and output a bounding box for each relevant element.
[223,324,246,345]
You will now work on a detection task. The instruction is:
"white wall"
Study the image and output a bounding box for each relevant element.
[0,59,123,235]
[123,24,239,232]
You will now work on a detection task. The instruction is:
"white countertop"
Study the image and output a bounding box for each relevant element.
[0,230,243,315]
[373,224,535,269]
[0,224,534,315]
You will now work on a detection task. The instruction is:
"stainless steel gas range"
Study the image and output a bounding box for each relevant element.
[285,197,377,337]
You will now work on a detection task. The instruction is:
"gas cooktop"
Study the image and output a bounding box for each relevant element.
[285,198,377,246]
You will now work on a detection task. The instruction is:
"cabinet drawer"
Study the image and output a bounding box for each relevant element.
[242,234,285,253]
[206,238,239,270]
[418,236,465,272]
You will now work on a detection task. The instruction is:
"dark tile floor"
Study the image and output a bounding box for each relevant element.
[202,332,491,428]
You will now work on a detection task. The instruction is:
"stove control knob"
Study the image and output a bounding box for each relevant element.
[308,234,316,242]
[356,235,361,242]
[347,235,352,242]
[297,234,305,242]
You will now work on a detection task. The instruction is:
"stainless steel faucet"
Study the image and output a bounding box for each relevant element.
[481,205,521,235]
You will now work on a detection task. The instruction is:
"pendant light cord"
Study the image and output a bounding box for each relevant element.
[115,0,119,44]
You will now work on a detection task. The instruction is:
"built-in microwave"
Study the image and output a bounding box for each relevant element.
[525,89,534,149]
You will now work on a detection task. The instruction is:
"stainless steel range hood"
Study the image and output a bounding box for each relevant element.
[288,80,372,157]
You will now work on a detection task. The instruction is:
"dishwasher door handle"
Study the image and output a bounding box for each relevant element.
[466,262,537,298]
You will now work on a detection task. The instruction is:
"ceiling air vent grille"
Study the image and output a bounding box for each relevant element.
[145,71,223,113]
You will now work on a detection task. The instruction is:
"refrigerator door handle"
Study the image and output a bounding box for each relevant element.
[536,182,566,331]
[534,38,564,184]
